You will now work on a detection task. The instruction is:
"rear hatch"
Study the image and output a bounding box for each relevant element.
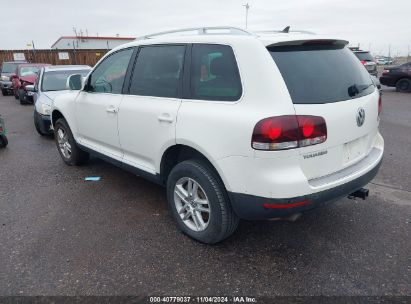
[354,51,377,74]
[268,42,379,180]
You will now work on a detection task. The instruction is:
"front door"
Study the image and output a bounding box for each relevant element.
[75,48,134,160]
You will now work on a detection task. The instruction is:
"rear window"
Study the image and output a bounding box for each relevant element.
[354,52,375,61]
[269,44,375,104]
[1,62,19,73]
[42,69,90,92]
[20,66,40,76]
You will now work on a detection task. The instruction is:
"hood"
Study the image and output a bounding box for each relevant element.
[20,75,37,84]
[43,90,70,102]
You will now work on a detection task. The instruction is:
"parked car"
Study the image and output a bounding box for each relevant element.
[11,63,50,103]
[51,27,384,244]
[353,50,378,77]
[27,65,91,136]
[380,62,411,92]
[376,56,394,66]
[0,61,27,96]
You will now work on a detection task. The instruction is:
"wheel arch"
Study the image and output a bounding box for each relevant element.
[160,144,230,191]
[51,109,65,127]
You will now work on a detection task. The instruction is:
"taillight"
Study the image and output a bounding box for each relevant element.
[360,60,367,65]
[382,69,390,75]
[251,115,327,151]
[378,95,382,116]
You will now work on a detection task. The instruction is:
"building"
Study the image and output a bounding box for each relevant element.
[51,36,136,50]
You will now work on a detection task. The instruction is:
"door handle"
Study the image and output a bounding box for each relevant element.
[158,114,174,123]
[106,106,118,114]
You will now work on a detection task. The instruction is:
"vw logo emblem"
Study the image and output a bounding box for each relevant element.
[356,108,366,127]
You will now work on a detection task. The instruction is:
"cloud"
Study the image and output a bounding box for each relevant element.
[0,0,410,55]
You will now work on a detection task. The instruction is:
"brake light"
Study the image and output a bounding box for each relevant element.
[360,60,367,65]
[251,115,327,151]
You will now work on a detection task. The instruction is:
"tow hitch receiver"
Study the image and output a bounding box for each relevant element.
[348,188,369,200]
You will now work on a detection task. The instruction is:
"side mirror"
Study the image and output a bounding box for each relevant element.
[25,85,36,92]
[66,74,84,90]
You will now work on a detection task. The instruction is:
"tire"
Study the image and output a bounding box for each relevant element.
[54,118,89,165]
[0,135,8,148]
[396,78,411,92]
[167,159,239,244]
[1,89,6,96]
[18,89,26,104]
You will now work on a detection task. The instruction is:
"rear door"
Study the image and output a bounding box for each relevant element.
[118,45,186,174]
[269,43,380,180]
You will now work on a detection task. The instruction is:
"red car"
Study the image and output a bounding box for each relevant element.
[11,63,50,104]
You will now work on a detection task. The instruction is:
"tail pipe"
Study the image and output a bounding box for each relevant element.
[348,188,369,200]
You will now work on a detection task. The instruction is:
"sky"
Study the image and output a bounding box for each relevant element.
[0,0,410,56]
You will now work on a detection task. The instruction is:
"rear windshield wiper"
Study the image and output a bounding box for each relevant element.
[348,83,374,97]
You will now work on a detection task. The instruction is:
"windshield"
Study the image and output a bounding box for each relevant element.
[42,70,90,92]
[268,44,374,104]
[2,62,19,74]
[20,67,40,77]
[354,52,375,61]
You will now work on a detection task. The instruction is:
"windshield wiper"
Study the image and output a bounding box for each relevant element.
[348,83,374,97]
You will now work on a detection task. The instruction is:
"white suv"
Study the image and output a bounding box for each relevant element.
[51,27,384,244]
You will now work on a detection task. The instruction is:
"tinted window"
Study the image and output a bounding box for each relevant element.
[88,48,133,94]
[190,44,242,101]
[129,45,185,98]
[354,52,375,61]
[269,45,374,104]
[42,69,90,92]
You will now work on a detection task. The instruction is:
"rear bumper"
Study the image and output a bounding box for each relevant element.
[228,158,382,220]
[379,76,396,87]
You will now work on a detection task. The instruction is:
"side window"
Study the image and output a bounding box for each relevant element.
[129,45,185,98]
[190,44,242,101]
[87,48,133,94]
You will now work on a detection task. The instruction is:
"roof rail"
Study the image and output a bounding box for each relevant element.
[138,26,254,40]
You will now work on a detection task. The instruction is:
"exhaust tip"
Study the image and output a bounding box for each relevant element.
[348,188,369,200]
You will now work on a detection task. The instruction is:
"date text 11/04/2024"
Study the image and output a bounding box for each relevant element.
[149,297,257,303]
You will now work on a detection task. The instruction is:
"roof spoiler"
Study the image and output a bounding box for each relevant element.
[267,39,349,48]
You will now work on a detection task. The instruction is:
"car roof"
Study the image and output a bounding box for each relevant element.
[43,65,91,72]
[111,29,348,52]
[18,63,51,68]
[2,61,27,64]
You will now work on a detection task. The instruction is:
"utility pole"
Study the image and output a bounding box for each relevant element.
[72,41,77,65]
[32,40,36,62]
[388,44,391,58]
[243,3,250,29]
[408,45,410,62]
